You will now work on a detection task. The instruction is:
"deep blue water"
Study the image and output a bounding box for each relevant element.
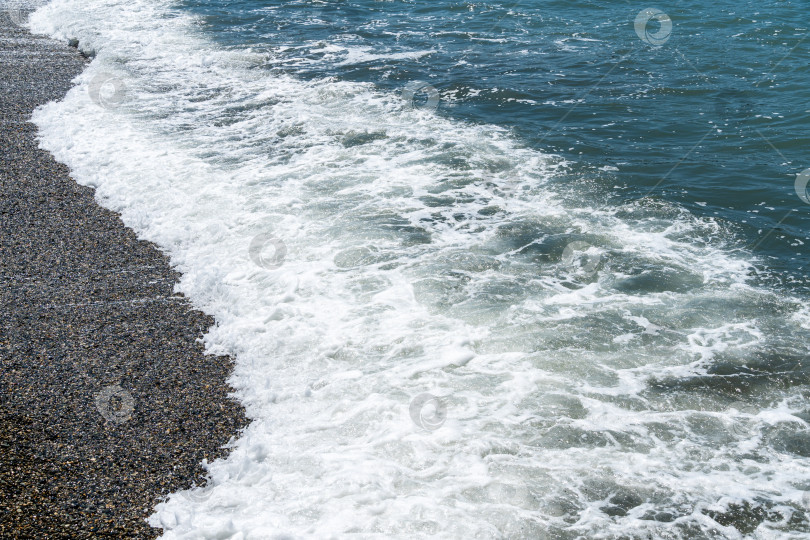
[28,0,810,534]
[178,0,810,292]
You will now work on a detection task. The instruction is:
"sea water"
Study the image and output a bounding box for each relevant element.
[20,0,810,537]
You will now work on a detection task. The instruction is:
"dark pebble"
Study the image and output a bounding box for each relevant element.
[0,16,247,539]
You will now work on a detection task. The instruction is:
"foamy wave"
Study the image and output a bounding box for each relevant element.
[28,0,810,537]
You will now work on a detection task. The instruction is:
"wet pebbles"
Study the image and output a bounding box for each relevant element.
[0,13,247,538]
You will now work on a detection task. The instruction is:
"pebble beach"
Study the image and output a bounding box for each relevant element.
[0,12,246,538]
[5,0,810,537]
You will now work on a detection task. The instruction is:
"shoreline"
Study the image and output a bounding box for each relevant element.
[0,13,247,539]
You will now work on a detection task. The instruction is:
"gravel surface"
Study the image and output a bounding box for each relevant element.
[0,12,247,538]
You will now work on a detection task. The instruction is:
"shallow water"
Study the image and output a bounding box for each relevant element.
[22,0,810,537]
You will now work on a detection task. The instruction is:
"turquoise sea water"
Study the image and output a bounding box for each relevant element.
[182,0,810,291]
[25,0,810,536]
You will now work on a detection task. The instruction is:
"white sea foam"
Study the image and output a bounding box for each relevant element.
[27,0,810,537]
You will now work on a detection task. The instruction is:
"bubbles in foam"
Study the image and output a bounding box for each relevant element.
[26,0,810,536]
